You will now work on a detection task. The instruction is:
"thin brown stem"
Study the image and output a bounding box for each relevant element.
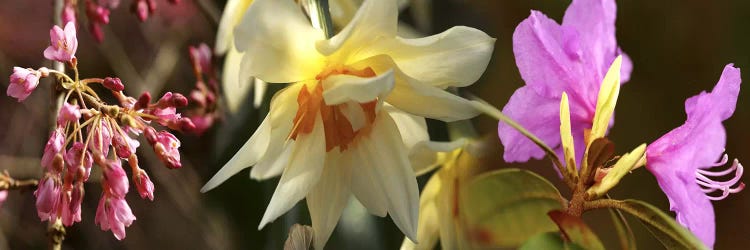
[0,172,38,191]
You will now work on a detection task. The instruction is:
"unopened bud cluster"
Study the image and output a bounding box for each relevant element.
[7,22,193,240]
[61,0,180,42]
[186,43,221,135]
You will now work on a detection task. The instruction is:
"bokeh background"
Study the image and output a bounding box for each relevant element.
[0,0,748,249]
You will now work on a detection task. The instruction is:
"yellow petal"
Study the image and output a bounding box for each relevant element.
[559,92,578,177]
[235,0,325,83]
[400,174,442,250]
[215,0,253,55]
[588,55,622,145]
[221,47,252,113]
[316,0,398,57]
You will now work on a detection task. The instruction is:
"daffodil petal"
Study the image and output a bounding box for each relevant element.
[316,0,398,56]
[253,78,268,108]
[235,0,325,83]
[400,174,441,250]
[222,47,252,113]
[359,26,495,88]
[385,105,428,150]
[351,143,388,217]
[307,150,352,250]
[258,113,326,229]
[352,56,480,121]
[435,170,459,249]
[322,69,395,105]
[215,0,253,55]
[366,112,419,241]
[200,114,271,193]
[409,140,466,176]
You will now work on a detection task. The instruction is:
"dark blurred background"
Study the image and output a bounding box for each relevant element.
[0,0,748,249]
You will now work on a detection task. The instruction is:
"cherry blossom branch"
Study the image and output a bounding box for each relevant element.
[47,219,65,250]
[0,171,38,191]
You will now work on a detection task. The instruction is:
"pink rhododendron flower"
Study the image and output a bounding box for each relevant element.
[7,67,41,102]
[44,22,78,62]
[497,0,632,166]
[645,64,744,248]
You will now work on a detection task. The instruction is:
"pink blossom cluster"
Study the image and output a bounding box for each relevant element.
[61,0,180,42]
[186,43,221,135]
[8,23,192,240]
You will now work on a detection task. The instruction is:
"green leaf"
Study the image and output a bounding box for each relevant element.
[608,208,636,250]
[459,168,565,248]
[548,210,605,250]
[519,232,585,250]
[615,199,708,250]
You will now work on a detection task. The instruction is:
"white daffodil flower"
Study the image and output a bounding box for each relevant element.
[203,0,494,248]
[217,0,419,113]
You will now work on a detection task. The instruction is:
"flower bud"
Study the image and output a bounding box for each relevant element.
[134,169,155,201]
[135,91,151,110]
[58,102,81,125]
[7,67,41,102]
[103,160,129,198]
[34,176,61,221]
[103,77,124,91]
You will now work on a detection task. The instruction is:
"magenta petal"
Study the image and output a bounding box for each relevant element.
[646,64,741,248]
[648,163,715,246]
[498,86,562,162]
[512,11,582,98]
[685,64,741,122]
[562,0,617,72]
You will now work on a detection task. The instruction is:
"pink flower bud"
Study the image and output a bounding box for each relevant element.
[65,142,93,181]
[89,22,105,43]
[58,102,81,125]
[172,93,188,107]
[188,115,215,136]
[103,160,128,198]
[62,3,77,27]
[152,131,181,169]
[95,194,136,240]
[134,92,151,110]
[0,190,8,208]
[103,77,124,91]
[112,129,140,159]
[134,169,154,201]
[7,67,41,102]
[43,22,78,62]
[34,176,61,221]
[86,1,110,24]
[189,44,212,74]
[134,0,150,21]
[41,127,65,171]
[89,120,112,157]
[61,182,83,226]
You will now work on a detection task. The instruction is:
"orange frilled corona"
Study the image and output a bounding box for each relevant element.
[289,66,378,152]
